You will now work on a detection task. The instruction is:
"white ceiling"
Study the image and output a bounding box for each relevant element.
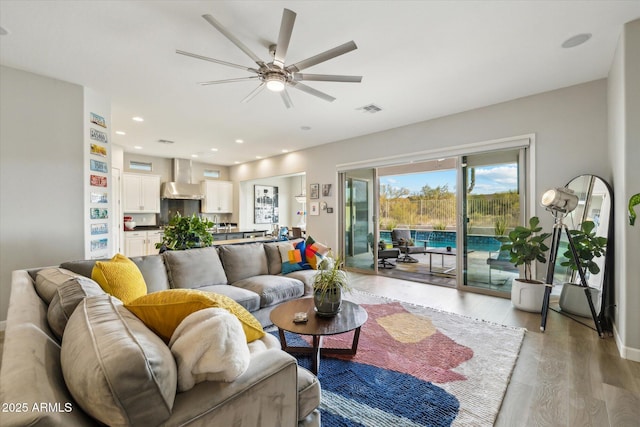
[1,1,639,165]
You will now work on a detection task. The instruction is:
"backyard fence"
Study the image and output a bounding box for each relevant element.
[379,195,519,233]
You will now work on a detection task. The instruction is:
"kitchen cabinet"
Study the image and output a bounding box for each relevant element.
[123,173,160,213]
[124,229,163,257]
[201,180,233,213]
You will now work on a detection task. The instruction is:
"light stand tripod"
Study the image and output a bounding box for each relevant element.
[540,209,604,337]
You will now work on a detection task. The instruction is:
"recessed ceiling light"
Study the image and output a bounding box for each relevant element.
[134,145,143,150]
[132,116,144,122]
[282,149,289,153]
[256,156,262,159]
[234,161,240,164]
[210,148,218,152]
[562,33,592,48]
[235,139,244,144]
[191,154,198,158]
[115,131,126,135]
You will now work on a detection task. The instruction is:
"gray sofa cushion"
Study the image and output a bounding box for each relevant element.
[232,275,304,308]
[219,243,269,283]
[47,276,106,339]
[264,241,291,275]
[61,295,177,427]
[284,269,319,295]
[34,267,83,304]
[61,254,171,293]
[297,367,322,421]
[163,247,228,289]
[197,284,261,313]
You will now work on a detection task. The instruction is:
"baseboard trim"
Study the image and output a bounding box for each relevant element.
[613,322,640,362]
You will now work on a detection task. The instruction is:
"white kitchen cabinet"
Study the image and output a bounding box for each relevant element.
[124,229,163,257]
[201,180,233,213]
[123,173,160,213]
[146,230,164,255]
[124,231,147,257]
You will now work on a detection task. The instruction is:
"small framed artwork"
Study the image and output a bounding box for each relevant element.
[310,183,320,199]
[322,184,331,197]
[309,201,320,216]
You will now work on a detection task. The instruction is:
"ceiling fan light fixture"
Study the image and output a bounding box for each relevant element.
[265,73,286,92]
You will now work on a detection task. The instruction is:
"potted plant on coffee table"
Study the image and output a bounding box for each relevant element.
[156,212,214,252]
[312,253,351,317]
[558,220,607,317]
[497,216,552,312]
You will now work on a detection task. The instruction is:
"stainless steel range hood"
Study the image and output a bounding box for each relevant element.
[161,159,204,200]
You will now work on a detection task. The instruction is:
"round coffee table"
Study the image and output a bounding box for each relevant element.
[270,298,368,375]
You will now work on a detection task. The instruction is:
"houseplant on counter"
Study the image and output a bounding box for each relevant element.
[558,220,607,316]
[156,212,214,252]
[497,216,552,312]
[312,253,351,317]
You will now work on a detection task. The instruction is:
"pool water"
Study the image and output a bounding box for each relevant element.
[380,230,502,253]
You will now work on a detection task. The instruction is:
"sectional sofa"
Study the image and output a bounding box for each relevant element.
[0,240,322,427]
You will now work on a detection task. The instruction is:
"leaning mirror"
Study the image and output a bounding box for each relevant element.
[552,174,614,332]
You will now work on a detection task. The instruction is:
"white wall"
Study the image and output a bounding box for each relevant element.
[232,80,610,254]
[0,66,85,320]
[608,19,640,361]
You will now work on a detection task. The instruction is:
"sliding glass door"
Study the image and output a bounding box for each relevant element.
[341,169,377,273]
[459,149,525,295]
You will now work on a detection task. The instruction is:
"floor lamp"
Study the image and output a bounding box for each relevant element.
[540,187,604,337]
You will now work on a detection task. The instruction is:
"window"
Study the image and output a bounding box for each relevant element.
[129,161,152,172]
[204,169,220,178]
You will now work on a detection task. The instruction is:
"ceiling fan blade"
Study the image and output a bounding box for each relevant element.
[273,9,296,69]
[280,89,293,109]
[176,50,259,73]
[241,83,266,103]
[289,81,335,102]
[198,76,260,86]
[202,14,266,67]
[286,41,357,73]
[293,73,362,83]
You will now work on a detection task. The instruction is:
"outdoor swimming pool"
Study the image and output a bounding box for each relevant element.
[379,230,502,253]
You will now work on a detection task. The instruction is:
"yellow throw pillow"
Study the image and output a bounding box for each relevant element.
[91,254,147,304]
[125,289,265,343]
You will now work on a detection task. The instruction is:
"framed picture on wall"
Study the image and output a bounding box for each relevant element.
[322,184,331,197]
[309,201,320,216]
[310,183,320,199]
[254,185,279,224]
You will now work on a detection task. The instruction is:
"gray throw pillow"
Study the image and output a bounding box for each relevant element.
[61,295,177,427]
[47,276,106,340]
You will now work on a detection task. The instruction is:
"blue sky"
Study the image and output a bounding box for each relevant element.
[380,164,518,195]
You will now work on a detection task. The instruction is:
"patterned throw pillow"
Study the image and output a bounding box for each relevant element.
[279,240,310,273]
[305,236,330,269]
[91,253,147,304]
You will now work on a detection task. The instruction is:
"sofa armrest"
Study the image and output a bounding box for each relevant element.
[164,348,299,427]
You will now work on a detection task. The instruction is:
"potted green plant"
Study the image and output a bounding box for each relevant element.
[497,216,551,312]
[558,220,607,316]
[156,212,214,251]
[312,253,351,317]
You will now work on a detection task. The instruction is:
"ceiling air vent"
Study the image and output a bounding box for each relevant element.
[358,103,382,114]
[157,139,175,144]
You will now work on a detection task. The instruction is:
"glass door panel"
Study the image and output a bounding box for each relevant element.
[342,169,376,272]
[460,149,524,295]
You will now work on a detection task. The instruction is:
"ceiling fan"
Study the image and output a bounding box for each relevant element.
[177,9,362,108]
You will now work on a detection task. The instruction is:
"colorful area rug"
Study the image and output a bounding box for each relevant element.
[273,290,525,426]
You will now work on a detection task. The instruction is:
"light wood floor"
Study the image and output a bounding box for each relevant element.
[349,272,640,427]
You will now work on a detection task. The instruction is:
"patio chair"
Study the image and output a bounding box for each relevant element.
[486,250,519,283]
[378,241,400,269]
[391,228,425,263]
